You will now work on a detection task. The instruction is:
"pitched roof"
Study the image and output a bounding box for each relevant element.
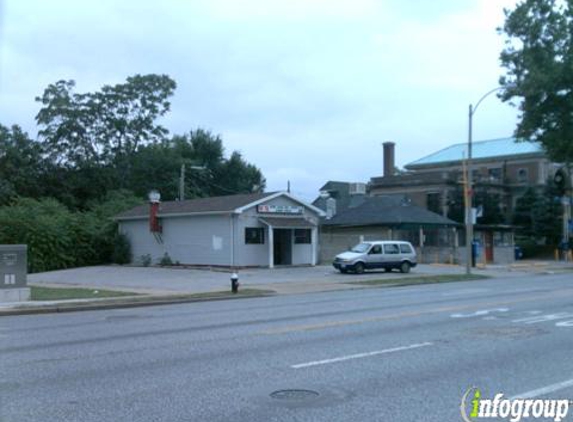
[312,181,366,212]
[322,196,459,227]
[406,137,544,169]
[116,192,277,219]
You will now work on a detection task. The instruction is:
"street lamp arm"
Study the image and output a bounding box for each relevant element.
[471,86,505,116]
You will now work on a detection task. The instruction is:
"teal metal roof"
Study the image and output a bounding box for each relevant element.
[406,137,543,168]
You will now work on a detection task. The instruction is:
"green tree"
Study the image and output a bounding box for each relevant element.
[35,74,177,171]
[130,129,265,200]
[531,179,563,243]
[212,151,265,195]
[512,187,539,237]
[499,0,573,163]
[0,124,47,204]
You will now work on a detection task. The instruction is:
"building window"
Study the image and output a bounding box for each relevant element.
[488,168,502,181]
[517,168,528,183]
[294,229,311,244]
[427,192,441,214]
[245,227,264,244]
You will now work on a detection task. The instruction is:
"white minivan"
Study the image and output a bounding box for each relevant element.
[333,240,417,274]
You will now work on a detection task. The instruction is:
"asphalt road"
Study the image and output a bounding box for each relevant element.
[2,273,573,421]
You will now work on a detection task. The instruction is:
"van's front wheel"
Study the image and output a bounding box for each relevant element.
[400,261,411,274]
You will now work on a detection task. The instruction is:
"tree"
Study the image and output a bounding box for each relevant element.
[499,0,573,163]
[128,129,266,200]
[512,187,539,237]
[0,124,47,204]
[35,74,177,170]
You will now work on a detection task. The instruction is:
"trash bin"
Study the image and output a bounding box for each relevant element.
[514,246,523,260]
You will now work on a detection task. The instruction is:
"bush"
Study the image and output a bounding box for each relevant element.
[0,192,143,273]
[159,252,173,266]
[141,254,152,267]
[111,233,131,264]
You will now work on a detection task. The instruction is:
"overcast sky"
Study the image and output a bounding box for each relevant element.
[0,0,520,201]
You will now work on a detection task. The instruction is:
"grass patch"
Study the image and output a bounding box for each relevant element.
[30,286,273,302]
[349,274,490,287]
[31,286,139,301]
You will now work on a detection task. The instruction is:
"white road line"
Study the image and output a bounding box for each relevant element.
[510,378,573,399]
[291,342,433,369]
[512,312,573,324]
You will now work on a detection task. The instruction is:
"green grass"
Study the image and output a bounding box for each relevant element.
[31,286,139,301]
[30,286,273,301]
[181,288,275,299]
[349,274,490,287]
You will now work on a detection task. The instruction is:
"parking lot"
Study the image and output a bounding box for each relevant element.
[27,263,521,296]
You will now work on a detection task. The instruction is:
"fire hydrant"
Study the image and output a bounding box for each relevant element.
[231,272,239,294]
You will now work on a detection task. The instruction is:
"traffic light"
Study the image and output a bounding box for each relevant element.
[554,167,569,195]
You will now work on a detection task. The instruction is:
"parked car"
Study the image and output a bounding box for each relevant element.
[333,240,417,274]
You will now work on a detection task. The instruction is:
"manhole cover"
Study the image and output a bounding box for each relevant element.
[270,389,320,401]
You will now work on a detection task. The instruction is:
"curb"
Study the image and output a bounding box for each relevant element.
[0,291,276,317]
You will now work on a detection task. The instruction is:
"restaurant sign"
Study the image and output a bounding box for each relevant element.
[257,204,303,214]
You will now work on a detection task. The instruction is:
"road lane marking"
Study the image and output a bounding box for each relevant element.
[512,312,573,324]
[291,342,433,369]
[511,378,573,399]
[259,289,573,335]
[451,308,509,318]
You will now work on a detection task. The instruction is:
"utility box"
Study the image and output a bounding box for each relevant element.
[0,245,30,302]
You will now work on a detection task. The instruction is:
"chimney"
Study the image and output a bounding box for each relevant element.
[383,142,395,177]
[148,190,162,233]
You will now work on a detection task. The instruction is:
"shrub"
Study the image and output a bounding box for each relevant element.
[111,233,132,265]
[141,254,152,267]
[159,252,173,266]
[0,192,143,273]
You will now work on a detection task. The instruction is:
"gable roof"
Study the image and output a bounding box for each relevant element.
[116,191,325,220]
[116,192,276,220]
[406,137,544,169]
[322,195,459,227]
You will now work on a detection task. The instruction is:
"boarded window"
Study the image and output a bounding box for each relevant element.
[245,227,264,244]
[427,192,441,214]
[294,229,311,244]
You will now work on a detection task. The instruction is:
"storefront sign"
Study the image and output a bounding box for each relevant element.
[257,204,303,214]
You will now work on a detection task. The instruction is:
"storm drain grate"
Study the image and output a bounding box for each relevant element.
[270,389,320,401]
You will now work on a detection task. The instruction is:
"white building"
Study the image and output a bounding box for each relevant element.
[116,191,325,268]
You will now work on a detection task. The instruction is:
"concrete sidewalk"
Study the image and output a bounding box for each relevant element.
[2,261,571,315]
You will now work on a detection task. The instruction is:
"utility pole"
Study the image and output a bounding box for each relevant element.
[180,164,207,201]
[179,164,185,201]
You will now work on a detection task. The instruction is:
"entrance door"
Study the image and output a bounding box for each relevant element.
[273,229,292,265]
[484,232,494,263]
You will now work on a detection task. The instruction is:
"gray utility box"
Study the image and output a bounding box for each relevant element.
[0,244,30,302]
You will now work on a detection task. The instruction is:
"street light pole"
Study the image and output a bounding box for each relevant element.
[466,104,474,275]
[465,87,505,275]
[179,164,208,201]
